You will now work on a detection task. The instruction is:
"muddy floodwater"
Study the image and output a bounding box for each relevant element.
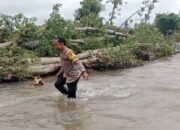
[1,55,180,130]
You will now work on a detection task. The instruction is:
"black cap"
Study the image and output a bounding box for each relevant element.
[56,37,66,46]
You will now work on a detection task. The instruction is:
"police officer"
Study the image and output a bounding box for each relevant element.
[54,37,89,99]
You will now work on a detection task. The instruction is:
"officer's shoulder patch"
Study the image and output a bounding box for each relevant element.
[66,49,74,57]
[65,49,79,63]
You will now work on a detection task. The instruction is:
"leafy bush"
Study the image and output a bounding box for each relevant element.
[133,42,175,58]
[0,13,36,41]
[155,13,180,35]
[35,4,77,57]
[168,32,180,42]
[134,23,164,44]
[82,37,106,50]
[16,23,40,50]
[97,44,142,69]
[131,23,176,58]
[155,43,175,57]
[74,0,104,27]
[0,46,37,82]
[106,45,140,68]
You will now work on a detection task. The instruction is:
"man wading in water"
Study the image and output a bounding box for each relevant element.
[54,37,89,99]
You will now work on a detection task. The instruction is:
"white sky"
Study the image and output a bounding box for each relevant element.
[0,0,179,26]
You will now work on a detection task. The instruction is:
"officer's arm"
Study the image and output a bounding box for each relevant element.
[56,66,63,77]
[56,57,64,76]
[77,61,88,80]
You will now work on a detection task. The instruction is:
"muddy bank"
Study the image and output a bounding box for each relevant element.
[1,54,180,130]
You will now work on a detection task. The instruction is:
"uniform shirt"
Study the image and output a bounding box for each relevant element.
[59,47,86,83]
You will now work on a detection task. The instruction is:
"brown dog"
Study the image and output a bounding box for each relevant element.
[34,76,44,86]
[25,76,44,89]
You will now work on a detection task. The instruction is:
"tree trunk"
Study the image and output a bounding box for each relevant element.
[0,42,14,48]
[0,25,5,43]
[75,27,129,37]
[69,39,85,44]
[29,49,103,76]
[120,4,150,28]
[110,3,116,26]
[30,64,61,75]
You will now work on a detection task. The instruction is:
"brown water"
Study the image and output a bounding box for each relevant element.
[1,54,180,130]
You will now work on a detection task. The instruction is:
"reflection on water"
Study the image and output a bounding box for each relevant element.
[1,54,180,130]
[57,97,84,130]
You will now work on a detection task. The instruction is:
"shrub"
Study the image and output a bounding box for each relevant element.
[0,13,37,41]
[100,44,141,69]
[0,46,37,82]
[16,23,40,50]
[134,23,164,44]
[35,4,77,57]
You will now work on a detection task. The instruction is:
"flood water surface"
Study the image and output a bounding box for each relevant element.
[1,55,180,130]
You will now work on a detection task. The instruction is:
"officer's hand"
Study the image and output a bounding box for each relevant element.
[82,72,89,80]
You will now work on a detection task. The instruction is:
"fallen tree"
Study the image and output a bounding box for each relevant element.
[75,27,129,37]
[29,47,141,76]
[30,63,61,75]
[1,42,178,82]
[70,37,112,45]
[29,42,180,76]
[0,41,14,48]
[29,49,101,75]
[0,47,101,82]
[29,50,93,65]
[29,57,100,76]
[69,39,85,44]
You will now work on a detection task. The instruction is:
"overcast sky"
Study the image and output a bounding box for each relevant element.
[0,0,179,26]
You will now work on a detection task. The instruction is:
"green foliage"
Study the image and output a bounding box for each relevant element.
[0,46,37,81]
[67,43,82,53]
[0,2,178,77]
[155,13,180,35]
[155,42,175,57]
[103,36,123,47]
[130,23,176,58]
[169,32,180,42]
[0,15,14,41]
[134,23,164,44]
[42,3,66,38]
[36,4,76,57]
[75,0,104,27]
[103,44,141,69]
[133,42,175,58]
[67,35,123,53]
[82,38,106,50]
[16,23,40,50]
[0,13,36,41]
